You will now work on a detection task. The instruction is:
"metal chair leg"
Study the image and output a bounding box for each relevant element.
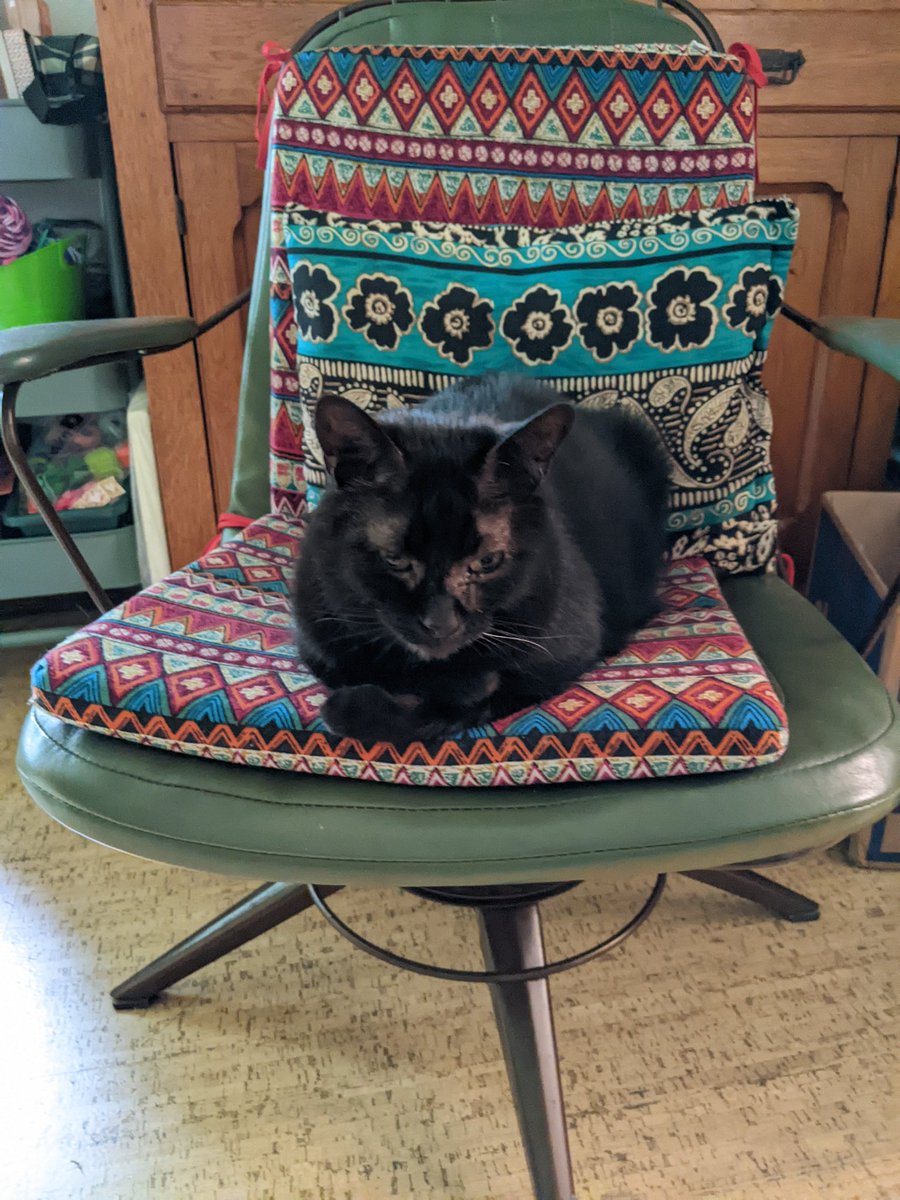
[478,901,577,1200]
[682,868,820,923]
[111,882,342,1009]
[1,381,112,613]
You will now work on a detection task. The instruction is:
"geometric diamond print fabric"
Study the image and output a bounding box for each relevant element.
[269,42,761,518]
[31,517,789,788]
[271,44,758,227]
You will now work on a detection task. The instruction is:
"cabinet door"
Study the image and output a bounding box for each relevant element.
[175,141,264,514]
[757,137,896,577]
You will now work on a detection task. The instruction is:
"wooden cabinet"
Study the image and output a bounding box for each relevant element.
[97,0,900,576]
[759,137,897,572]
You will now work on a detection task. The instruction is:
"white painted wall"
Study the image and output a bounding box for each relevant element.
[45,0,97,35]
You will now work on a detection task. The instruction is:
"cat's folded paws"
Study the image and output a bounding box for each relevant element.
[322,685,421,742]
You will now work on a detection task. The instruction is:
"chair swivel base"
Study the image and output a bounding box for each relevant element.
[110,868,818,1009]
[108,869,820,1200]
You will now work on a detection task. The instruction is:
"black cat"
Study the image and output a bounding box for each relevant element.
[293,373,670,741]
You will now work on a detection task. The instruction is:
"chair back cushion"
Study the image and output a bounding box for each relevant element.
[269,42,762,520]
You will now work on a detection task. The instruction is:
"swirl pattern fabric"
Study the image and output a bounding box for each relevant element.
[269,42,760,519]
[31,516,789,788]
[285,200,796,574]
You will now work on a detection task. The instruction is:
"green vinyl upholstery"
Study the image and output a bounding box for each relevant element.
[12,0,900,892]
[0,317,197,385]
[18,575,900,885]
[809,317,900,382]
[304,0,695,52]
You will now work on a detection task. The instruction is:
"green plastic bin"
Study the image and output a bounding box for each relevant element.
[2,482,130,537]
[0,238,84,329]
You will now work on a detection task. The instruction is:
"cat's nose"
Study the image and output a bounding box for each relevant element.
[419,598,461,639]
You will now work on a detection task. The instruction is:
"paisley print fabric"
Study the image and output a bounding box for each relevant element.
[284,199,797,574]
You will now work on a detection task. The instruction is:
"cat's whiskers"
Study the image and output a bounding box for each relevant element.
[477,630,556,660]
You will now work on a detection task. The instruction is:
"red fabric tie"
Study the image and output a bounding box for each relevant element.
[728,43,768,89]
[255,42,292,171]
[202,512,254,556]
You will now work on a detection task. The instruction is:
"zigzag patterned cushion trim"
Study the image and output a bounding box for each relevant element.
[268,40,760,519]
[31,516,789,788]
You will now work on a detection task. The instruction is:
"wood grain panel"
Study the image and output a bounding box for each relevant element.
[792,139,897,574]
[154,2,900,113]
[757,137,896,575]
[762,191,833,529]
[97,0,216,569]
[155,1,335,108]
[707,10,900,112]
[175,142,262,512]
[757,137,847,532]
[850,153,900,490]
[705,0,897,10]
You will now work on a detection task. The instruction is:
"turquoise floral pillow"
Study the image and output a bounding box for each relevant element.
[283,199,797,574]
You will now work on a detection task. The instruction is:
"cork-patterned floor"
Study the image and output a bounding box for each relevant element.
[1,646,899,1199]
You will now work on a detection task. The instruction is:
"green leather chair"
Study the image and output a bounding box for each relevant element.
[3,3,899,1197]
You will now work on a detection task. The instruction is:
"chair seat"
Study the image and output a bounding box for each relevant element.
[18,546,899,886]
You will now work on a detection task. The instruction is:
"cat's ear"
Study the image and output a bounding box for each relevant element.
[484,402,574,496]
[315,394,404,488]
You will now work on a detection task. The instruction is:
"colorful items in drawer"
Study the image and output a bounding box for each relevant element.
[21,412,129,515]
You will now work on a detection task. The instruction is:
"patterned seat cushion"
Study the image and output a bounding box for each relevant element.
[269,41,761,518]
[31,516,789,788]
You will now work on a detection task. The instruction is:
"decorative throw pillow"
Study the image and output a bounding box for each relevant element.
[268,41,761,517]
[282,198,797,575]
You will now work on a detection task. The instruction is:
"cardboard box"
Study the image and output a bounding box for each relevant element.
[807,492,900,867]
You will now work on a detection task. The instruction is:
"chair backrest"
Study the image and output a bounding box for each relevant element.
[226,0,702,521]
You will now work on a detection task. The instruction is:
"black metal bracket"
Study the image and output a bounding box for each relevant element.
[307,877,667,984]
[658,0,724,51]
[757,49,806,87]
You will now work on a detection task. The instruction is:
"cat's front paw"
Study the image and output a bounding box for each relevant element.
[322,685,420,742]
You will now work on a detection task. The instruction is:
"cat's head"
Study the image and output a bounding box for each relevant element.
[313,391,573,660]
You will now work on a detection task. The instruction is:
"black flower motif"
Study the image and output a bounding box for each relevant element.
[574,282,642,362]
[343,273,414,351]
[725,265,783,337]
[647,267,720,351]
[501,286,574,365]
[420,284,494,366]
[291,261,340,344]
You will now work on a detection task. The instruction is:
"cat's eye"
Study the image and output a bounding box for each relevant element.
[383,554,413,573]
[470,550,506,575]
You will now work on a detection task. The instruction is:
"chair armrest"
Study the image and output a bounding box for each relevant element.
[808,316,900,382]
[784,307,900,382]
[0,316,198,385]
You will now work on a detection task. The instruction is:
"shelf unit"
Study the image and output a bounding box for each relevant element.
[1,101,140,639]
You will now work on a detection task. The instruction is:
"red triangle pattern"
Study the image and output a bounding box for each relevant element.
[33,521,788,789]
